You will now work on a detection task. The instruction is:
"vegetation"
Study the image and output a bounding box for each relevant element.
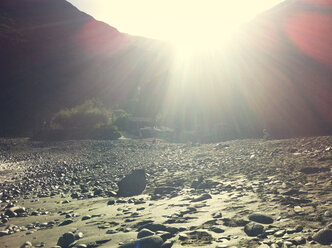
[34,99,121,141]
[51,99,111,130]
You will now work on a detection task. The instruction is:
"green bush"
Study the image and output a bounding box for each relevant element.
[51,99,110,129]
[33,99,122,141]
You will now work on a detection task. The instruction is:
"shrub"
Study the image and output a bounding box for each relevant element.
[51,99,110,130]
[33,99,122,141]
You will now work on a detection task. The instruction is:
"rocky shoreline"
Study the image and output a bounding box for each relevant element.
[0,136,331,247]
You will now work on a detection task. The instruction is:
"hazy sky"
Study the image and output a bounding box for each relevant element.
[67,0,284,42]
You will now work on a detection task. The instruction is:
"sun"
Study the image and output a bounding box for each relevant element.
[68,0,284,57]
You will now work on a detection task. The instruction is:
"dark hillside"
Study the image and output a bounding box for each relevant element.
[0,0,331,139]
[0,0,171,136]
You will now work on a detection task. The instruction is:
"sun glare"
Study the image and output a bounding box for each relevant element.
[68,0,284,56]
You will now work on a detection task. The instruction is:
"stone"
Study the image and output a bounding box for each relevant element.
[57,232,76,248]
[4,209,17,217]
[312,228,332,245]
[248,213,274,224]
[161,239,175,248]
[75,232,84,239]
[10,206,26,214]
[59,219,74,226]
[137,228,155,238]
[119,235,163,248]
[117,169,146,197]
[20,241,33,248]
[292,236,306,245]
[81,215,91,221]
[0,230,9,237]
[107,199,115,205]
[244,222,264,236]
[210,226,225,233]
[274,230,286,237]
[294,206,304,214]
[190,193,212,202]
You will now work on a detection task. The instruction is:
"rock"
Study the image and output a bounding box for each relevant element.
[244,222,264,236]
[59,219,74,226]
[294,206,304,214]
[210,226,225,233]
[157,231,173,241]
[10,206,26,214]
[119,235,163,248]
[57,232,76,248]
[161,239,175,248]
[248,213,274,224]
[117,169,146,197]
[292,236,306,245]
[4,209,17,217]
[75,232,84,239]
[81,215,91,221]
[312,228,332,245]
[107,199,115,205]
[178,233,188,241]
[324,210,332,217]
[274,230,286,237]
[137,228,155,238]
[20,241,33,248]
[211,211,222,219]
[0,230,9,237]
[190,193,212,202]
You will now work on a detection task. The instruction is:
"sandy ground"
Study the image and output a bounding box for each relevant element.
[0,136,331,247]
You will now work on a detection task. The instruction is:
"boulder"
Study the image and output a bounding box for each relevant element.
[117,169,146,197]
[57,232,76,248]
[313,229,332,245]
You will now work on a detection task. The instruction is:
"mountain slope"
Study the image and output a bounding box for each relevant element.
[0,0,331,138]
[0,0,171,136]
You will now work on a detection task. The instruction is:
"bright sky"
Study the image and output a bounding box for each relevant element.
[67,0,284,47]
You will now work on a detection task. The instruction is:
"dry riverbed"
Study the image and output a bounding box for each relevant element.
[0,136,332,247]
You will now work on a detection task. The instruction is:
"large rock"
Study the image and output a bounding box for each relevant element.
[313,229,332,245]
[119,235,163,248]
[117,169,146,197]
[57,232,76,248]
[248,213,274,224]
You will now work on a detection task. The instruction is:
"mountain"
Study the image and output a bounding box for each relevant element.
[0,0,172,136]
[0,0,331,138]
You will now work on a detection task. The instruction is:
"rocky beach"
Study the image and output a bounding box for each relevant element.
[0,136,332,247]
